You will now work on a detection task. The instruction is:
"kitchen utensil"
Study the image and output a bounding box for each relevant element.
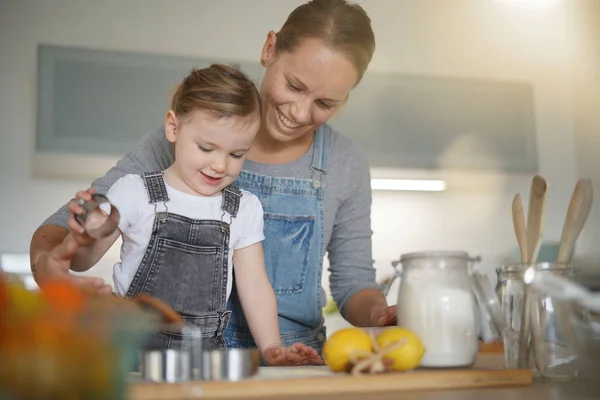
[74,193,120,239]
[200,348,260,381]
[554,179,594,353]
[139,324,203,383]
[497,263,580,379]
[556,179,593,264]
[512,193,528,264]
[511,193,531,366]
[517,176,547,371]
[524,265,599,384]
[141,349,192,383]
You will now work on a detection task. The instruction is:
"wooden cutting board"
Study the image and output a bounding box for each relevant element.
[128,354,531,400]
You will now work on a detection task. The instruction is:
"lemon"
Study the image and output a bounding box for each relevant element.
[322,327,373,372]
[376,328,425,371]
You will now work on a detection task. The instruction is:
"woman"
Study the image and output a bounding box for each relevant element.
[30,0,397,354]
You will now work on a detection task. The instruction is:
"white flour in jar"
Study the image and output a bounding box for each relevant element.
[397,281,479,367]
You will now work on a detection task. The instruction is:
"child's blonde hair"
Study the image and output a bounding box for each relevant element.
[171,64,261,120]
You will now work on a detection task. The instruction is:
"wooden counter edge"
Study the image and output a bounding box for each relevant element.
[129,368,532,400]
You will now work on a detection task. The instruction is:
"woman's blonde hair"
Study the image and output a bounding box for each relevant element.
[171,64,261,120]
[275,0,375,85]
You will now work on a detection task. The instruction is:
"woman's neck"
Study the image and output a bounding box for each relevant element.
[248,127,314,165]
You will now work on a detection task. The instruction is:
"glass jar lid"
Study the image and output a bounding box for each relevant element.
[399,251,480,263]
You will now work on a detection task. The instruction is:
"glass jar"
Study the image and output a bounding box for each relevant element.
[496,263,586,379]
[394,251,482,368]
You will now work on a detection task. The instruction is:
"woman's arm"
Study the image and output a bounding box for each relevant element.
[69,229,121,271]
[30,128,173,285]
[327,140,395,326]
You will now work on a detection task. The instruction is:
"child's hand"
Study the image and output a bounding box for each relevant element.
[262,343,324,366]
[67,188,97,247]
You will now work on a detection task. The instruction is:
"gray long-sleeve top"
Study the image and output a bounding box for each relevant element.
[40,127,380,316]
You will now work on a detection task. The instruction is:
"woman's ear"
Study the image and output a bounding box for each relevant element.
[260,31,277,67]
[164,110,178,143]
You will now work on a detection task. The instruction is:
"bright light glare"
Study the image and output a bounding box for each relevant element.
[370,179,447,192]
[494,0,564,8]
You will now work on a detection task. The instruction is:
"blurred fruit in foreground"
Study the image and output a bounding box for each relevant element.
[323,327,373,372]
[39,279,86,315]
[376,327,425,371]
[0,272,156,400]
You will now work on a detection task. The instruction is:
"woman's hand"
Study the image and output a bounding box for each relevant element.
[33,235,112,295]
[262,343,324,366]
[370,305,397,326]
[33,187,112,295]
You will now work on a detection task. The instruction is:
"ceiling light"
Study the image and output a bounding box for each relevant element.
[370,179,447,192]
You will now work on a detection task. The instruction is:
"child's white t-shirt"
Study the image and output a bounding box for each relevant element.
[104,174,265,299]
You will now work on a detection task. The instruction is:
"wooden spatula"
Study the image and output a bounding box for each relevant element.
[557,179,593,264]
[512,193,532,368]
[526,175,547,264]
[554,179,594,353]
[512,194,528,264]
[517,175,548,371]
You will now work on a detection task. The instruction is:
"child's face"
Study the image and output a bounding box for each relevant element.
[166,108,259,197]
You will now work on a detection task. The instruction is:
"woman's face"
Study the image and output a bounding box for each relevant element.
[259,33,359,144]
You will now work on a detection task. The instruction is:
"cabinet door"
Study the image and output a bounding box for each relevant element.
[36,44,263,157]
[328,72,538,173]
[35,44,537,178]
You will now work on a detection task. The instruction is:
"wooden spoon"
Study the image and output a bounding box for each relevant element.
[512,193,532,368]
[526,175,547,265]
[557,179,593,264]
[554,179,594,353]
[512,194,530,363]
[512,194,528,264]
[517,175,548,371]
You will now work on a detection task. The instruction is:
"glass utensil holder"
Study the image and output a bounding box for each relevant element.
[496,263,585,380]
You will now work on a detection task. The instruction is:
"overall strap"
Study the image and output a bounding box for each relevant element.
[222,184,242,218]
[310,124,333,189]
[142,171,170,204]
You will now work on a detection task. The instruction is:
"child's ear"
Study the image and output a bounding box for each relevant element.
[165,110,178,143]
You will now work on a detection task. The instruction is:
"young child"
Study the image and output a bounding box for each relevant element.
[66,64,322,366]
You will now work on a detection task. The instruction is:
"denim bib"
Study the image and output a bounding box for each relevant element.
[125,171,240,350]
[225,125,332,353]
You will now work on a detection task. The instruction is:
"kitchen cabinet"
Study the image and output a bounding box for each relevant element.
[329,71,537,173]
[35,44,538,179]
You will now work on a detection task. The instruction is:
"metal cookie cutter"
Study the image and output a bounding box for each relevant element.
[74,193,120,239]
[140,325,203,383]
[201,348,260,381]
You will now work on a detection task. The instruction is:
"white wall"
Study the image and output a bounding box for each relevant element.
[1,1,598,296]
[570,0,600,266]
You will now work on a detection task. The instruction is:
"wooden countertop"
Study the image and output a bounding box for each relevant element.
[128,352,600,400]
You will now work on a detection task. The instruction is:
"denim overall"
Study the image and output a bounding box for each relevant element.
[125,171,240,350]
[224,124,332,353]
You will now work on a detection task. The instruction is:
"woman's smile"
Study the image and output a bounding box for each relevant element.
[276,107,301,130]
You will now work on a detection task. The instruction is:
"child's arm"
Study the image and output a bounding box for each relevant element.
[233,243,323,366]
[232,242,281,350]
